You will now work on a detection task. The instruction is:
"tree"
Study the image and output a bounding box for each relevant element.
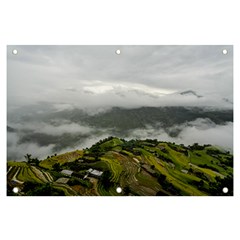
[156,190,169,196]
[188,167,193,174]
[123,186,130,195]
[24,154,39,165]
[32,158,40,166]
[24,153,32,163]
[52,163,61,171]
[209,174,233,196]
[199,180,204,187]
[150,165,155,170]
[157,174,167,183]
[100,170,112,190]
[23,182,65,196]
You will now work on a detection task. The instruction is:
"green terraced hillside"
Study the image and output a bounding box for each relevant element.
[7,137,233,196]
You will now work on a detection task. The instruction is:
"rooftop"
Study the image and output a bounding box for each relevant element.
[61,169,73,176]
[88,168,103,177]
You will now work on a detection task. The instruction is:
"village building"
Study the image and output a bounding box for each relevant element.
[61,169,73,177]
[87,168,103,177]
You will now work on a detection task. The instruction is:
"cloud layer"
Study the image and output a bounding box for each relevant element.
[7,45,233,110]
[129,119,233,150]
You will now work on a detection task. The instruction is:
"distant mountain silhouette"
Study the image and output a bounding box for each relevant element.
[180,90,203,98]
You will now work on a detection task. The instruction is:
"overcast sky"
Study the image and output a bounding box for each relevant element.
[7,45,233,111]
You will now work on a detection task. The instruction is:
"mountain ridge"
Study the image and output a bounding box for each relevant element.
[180,90,203,98]
[7,137,233,196]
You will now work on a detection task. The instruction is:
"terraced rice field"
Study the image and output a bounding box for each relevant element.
[7,137,233,196]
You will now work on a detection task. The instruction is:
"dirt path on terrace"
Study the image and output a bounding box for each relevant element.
[88,177,99,196]
[43,171,54,182]
[7,166,13,174]
[31,166,48,183]
[12,167,24,184]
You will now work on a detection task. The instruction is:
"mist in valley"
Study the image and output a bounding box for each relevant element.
[7,107,233,161]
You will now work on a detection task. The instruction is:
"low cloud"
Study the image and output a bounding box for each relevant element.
[7,121,113,160]
[129,119,233,150]
[7,132,55,161]
[7,117,233,161]
[11,121,95,136]
[178,122,233,149]
[34,122,94,136]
